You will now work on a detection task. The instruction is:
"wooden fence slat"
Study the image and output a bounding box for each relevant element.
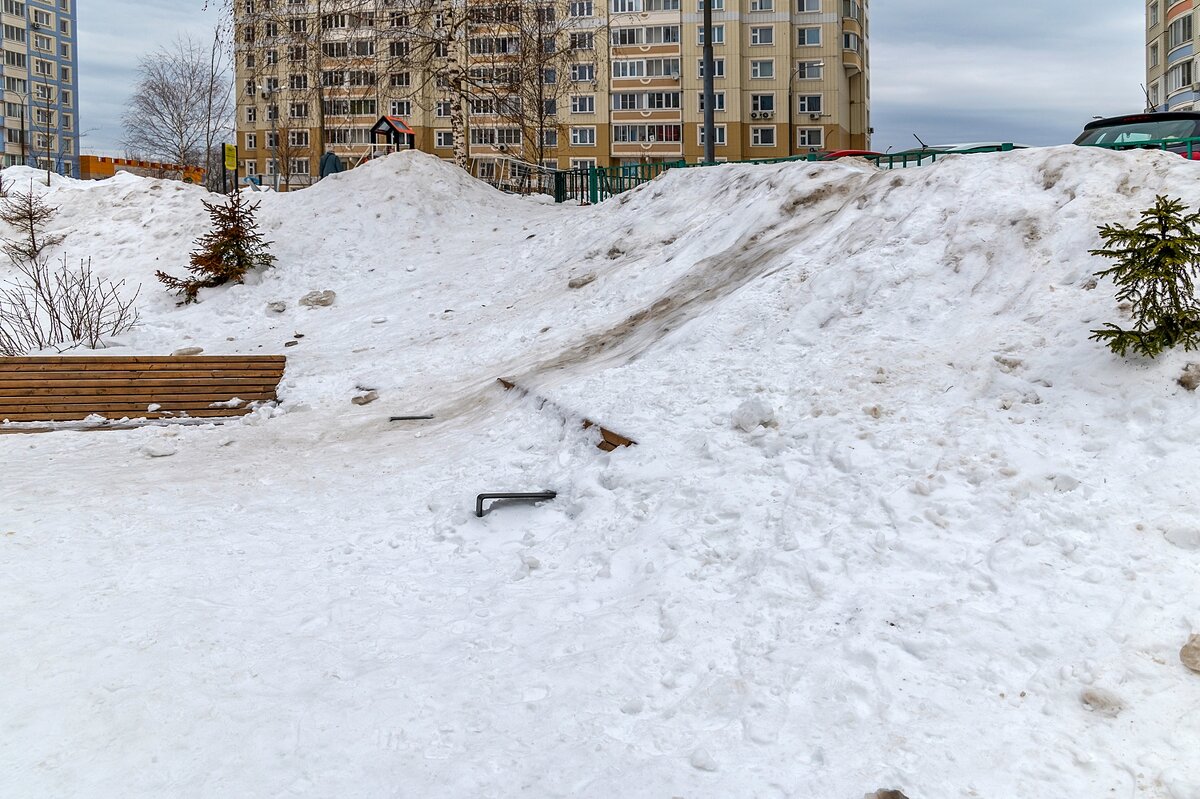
[0,369,285,380]
[0,386,276,398]
[0,355,285,428]
[0,356,285,365]
[0,408,254,422]
[0,378,281,390]
[0,392,275,406]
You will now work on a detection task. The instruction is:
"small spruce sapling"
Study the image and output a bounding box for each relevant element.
[1089,195,1200,358]
[157,191,276,304]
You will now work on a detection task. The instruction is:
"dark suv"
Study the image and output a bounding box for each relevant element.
[1075,112,1200,158]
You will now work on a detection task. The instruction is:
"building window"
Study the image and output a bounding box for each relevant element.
[571,94,595,113]
[542,129,558,147]
[435,130,453,148]
[570,126,596,146]
[1167,60,1194,94]
[1168,14,1192,50]
[751,126,776,146]
[842,0,861,19]
[288,130,309,147]
[796,94,821,113]
[570,157,597,168]
[797,0,820,9]
[569,0,594,16]
[570,32,594,50]
[797,127,823,147]
[697,58,725,78]
[697,91,726,111]
[571,63,596,82]
[391,72,411,88]
[1150,1,1160,28]
[697,0,724,9]
[391,99,412,116]
[1150,81,1161,107]
[246,132,257,150]
[246,106,257,123]
[436,101,452,117]
[751,94,775,113]
[697,25,725,45]
[291,158,310,176]
[697,124,727,145]
[750,59,775,79]
[1150,43,1159,69]
[750,26,774,46]
[843,32,860,51]
[751,0,773,9]
[289,102,309,119]
[795,60,823,80]
[798,26,821,46]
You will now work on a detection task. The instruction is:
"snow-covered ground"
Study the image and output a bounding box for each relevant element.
[2,149,1199,798]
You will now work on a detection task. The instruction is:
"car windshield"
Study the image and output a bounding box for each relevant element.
[1077,118,1200,145]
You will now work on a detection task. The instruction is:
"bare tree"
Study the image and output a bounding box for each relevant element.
[122,33,233,183]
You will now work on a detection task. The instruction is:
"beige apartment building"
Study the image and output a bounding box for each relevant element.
[233,0,869,187]
[1147,0,1196,111]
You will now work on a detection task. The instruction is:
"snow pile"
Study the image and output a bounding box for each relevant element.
[2,148,1199,798]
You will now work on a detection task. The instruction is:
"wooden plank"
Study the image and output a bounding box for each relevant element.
[0,356,285,366]
[1,400,268,413]
[0,393,275,406]
[0,355,285,426]
[0,378,281,390]
[0,369,284,380]
[0,408,253,422]
[0,386,278,398]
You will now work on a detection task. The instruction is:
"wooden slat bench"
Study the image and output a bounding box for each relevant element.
[0,355,286,425]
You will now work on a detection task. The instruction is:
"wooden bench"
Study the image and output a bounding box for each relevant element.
[0,355,286,426]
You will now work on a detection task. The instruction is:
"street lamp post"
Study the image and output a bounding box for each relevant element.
[786,61,823,156]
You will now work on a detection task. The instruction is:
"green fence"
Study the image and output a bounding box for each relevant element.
[553,145,1027,204]
[1077,136,1200,159]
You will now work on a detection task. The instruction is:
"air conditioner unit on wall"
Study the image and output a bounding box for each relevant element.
[809,112,821,120]
[761,110,774,119]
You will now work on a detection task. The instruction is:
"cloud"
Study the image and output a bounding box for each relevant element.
[870,1,1144,152]
[79,1,221,154]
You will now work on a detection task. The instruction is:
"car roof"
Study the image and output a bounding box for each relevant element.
[1083,112,1200,130]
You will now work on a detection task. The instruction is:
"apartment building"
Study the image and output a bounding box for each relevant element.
[233,0,868,187]
[0,0,78,176]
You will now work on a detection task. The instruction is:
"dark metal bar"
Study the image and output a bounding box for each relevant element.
[475,491,557,518]
[388,415,435,421]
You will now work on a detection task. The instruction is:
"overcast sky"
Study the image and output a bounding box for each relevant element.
[79,0,1145,155]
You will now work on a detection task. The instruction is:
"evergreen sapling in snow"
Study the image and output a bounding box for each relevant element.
[157,191,276,304]
[1089,195,1200,358]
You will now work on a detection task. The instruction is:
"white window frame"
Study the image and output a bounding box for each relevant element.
[796,94,821,113]
[697,24,725,46]
[750,126,776,146]
[750,26,774,46]
[435,130,453,148]
[697,91,726,112]
[750,59,775,79]
[796,127,824,148]
[697,58,726,78]
[571,94,596,113]
[570,126,597,146]
[697,124,727,146]
[797,26,821,46]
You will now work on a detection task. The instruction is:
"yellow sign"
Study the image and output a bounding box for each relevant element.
[223,143,238,171]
